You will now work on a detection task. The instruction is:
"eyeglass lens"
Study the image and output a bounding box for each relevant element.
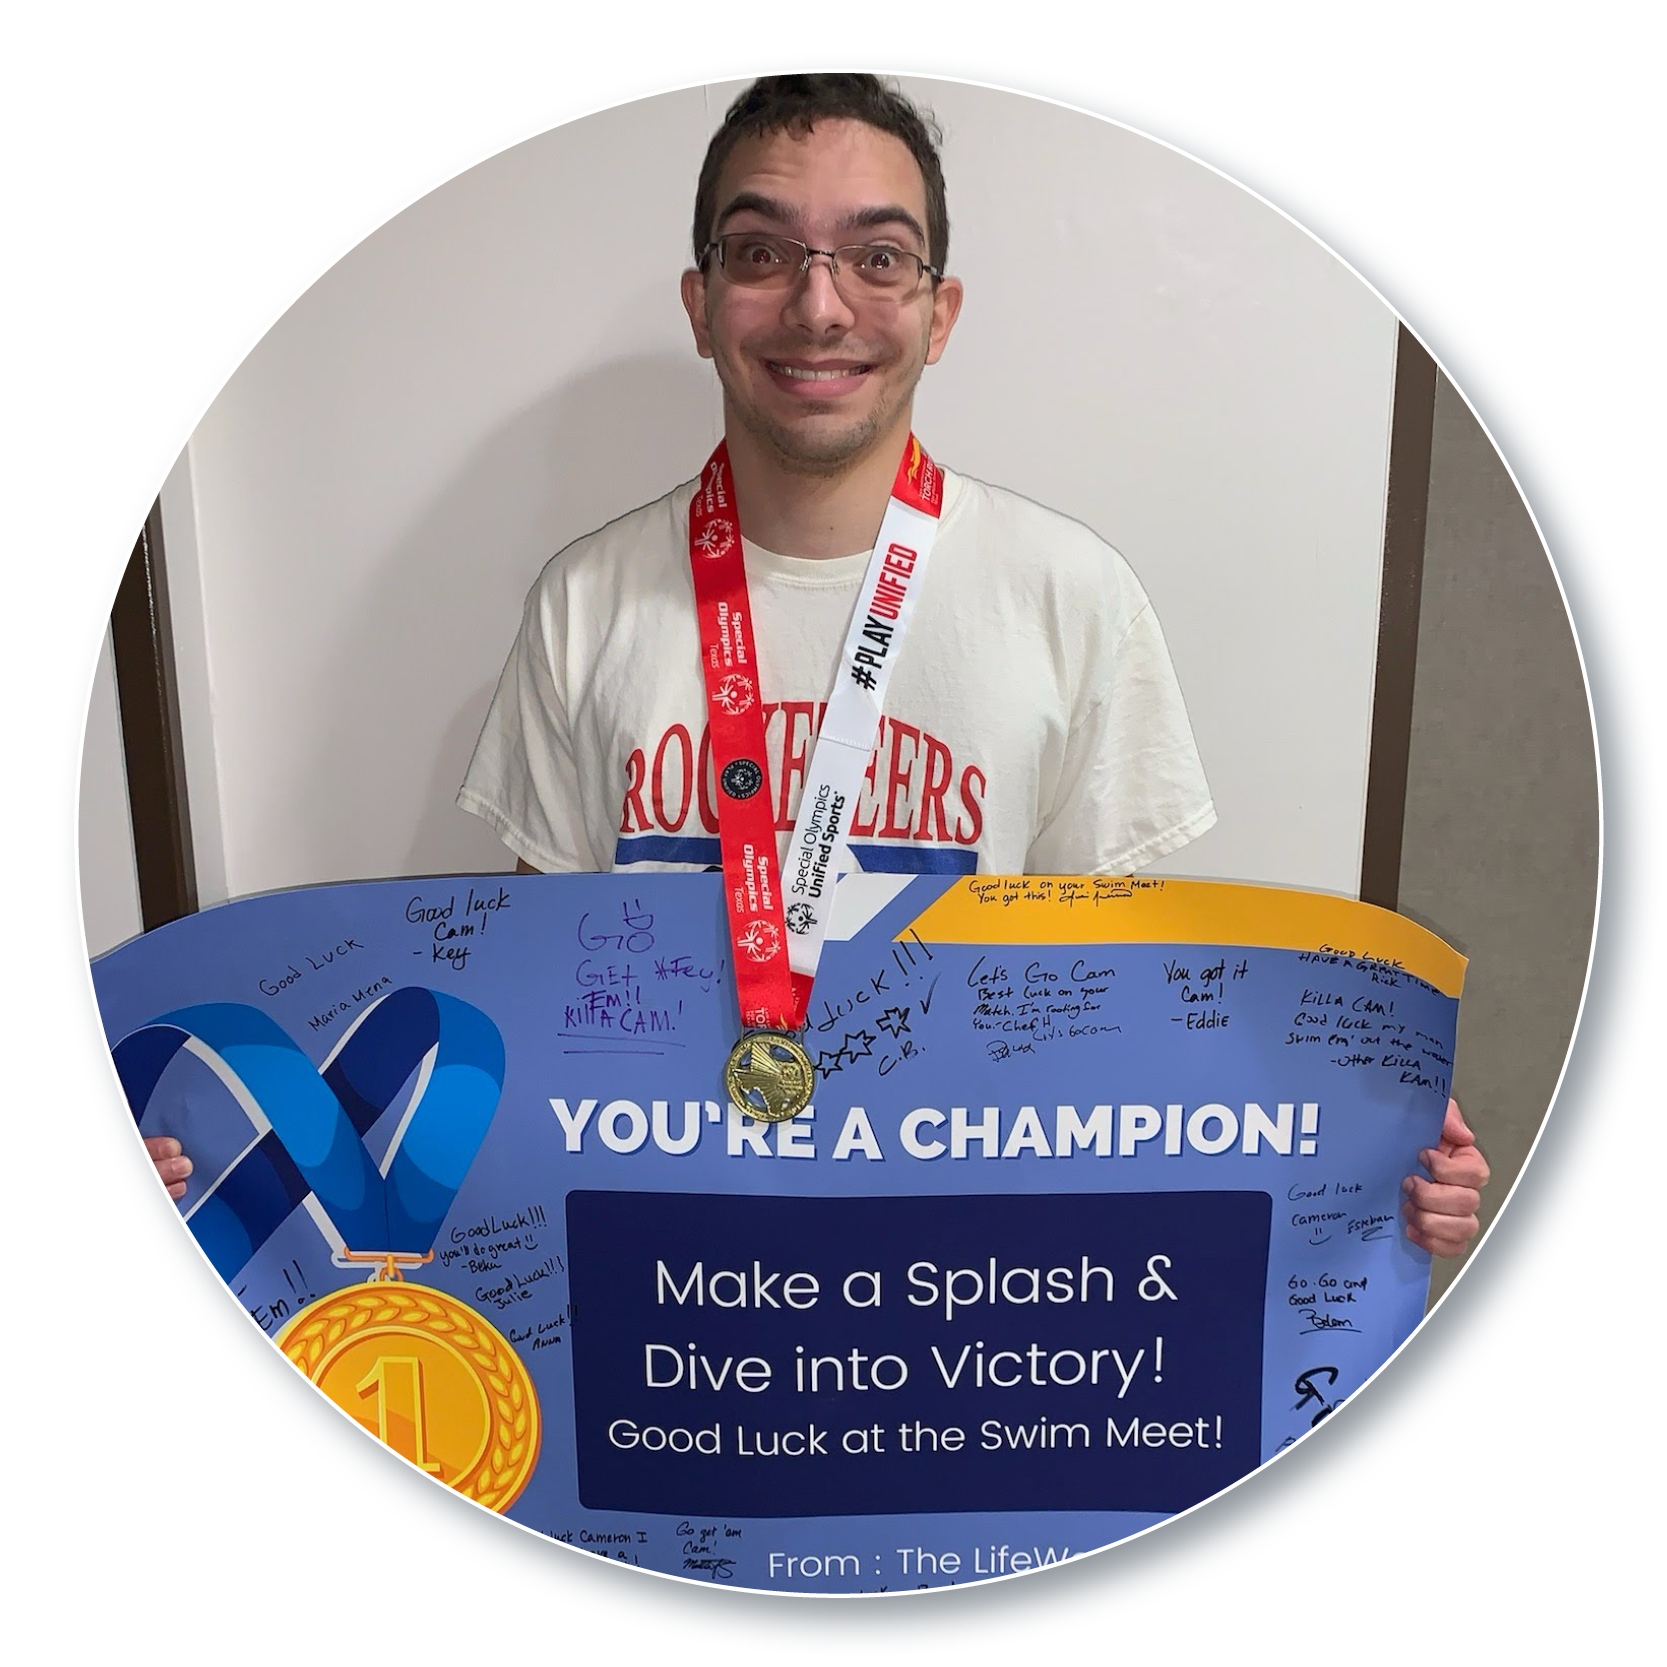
[714,234,925,292]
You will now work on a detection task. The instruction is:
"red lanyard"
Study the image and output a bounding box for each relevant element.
[688,436,944,1034]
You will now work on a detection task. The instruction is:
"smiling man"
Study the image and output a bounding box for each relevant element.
[448,74,1487,1255]
[458,75,1216,882]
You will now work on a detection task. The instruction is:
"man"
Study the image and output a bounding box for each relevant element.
[153,75,1489,1251]
[460,75,1218,881]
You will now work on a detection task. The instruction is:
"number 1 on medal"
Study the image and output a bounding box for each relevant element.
[356,1355,443,1475]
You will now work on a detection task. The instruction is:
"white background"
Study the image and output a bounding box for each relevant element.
[116,78,1393,918]
[7,2,1656,1659]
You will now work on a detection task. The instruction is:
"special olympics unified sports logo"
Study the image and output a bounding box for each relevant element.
[785,902,814,935]
[738,920,781,962]
[695,522,736,560]
[715,673,756,716]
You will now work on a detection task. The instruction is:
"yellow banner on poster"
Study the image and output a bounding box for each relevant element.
[904,876,1466,998]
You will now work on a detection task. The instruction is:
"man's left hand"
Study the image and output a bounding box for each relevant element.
[1402,1097,1490,1258]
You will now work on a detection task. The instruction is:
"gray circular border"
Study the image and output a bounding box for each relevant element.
[52,48,1653,1653]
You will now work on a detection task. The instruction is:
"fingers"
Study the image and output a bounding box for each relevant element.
[144,1134,193,1201]
[1401,1101,1489,1257]
[1403,1174,1477,1214]
[1421,1140,1491,1189]
[1416,1101,1490,1192]
[1402,1174,1478,1256]
[1441,1096,1476,1147]
[1403,1212,1478,1258]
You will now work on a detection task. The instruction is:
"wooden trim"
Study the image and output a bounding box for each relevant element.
[110,499,198,929]
[1360,326,1437,911]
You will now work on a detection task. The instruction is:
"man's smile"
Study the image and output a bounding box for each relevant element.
[764,358,875,394]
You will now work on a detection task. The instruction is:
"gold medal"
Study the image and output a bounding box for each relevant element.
[724,1029,815,1122]
[277,1273,540,1513]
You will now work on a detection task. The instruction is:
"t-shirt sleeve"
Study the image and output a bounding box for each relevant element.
[455,571,606,873]
[1024,595,1216,876]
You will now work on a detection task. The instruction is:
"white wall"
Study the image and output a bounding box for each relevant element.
[164,79,1396,903]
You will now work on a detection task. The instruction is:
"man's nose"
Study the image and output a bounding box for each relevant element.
[782,250,857,331]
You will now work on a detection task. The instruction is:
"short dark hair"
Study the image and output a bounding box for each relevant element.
[692,74,949,270]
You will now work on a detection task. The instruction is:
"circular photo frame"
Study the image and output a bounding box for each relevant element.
[55,52,1653,1653]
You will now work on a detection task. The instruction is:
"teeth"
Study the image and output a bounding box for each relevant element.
[774,364,865,380]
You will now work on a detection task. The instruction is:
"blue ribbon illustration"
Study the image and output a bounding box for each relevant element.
[115,987,505,1281]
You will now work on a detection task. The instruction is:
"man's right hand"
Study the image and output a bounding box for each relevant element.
[145,1135,193,1201]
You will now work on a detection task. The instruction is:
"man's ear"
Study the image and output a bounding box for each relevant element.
[925,275,964,367]
[680,267,714,360]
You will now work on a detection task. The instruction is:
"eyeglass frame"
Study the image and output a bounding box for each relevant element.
[699,233,944,294]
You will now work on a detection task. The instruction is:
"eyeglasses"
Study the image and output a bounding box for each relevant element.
[702,233,941,296]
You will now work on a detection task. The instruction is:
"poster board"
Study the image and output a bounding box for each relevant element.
[93,872,1462,1590]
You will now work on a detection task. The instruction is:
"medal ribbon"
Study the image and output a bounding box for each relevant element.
[115,987,505,1279]
[689,434,944,1031]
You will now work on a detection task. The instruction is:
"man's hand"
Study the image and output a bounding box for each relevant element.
[145,1135,193,1202]
[1402,1098,1489,1258]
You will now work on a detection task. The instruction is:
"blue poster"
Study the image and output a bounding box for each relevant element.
[92,872,1463,1590]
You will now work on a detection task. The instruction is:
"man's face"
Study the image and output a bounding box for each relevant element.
[681,118,963,476]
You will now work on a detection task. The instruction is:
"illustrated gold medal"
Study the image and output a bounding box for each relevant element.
[114,987,539,1514]
[688,438,945,1118]
[278,1255,539,1512]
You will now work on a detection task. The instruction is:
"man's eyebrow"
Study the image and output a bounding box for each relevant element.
[714,193,928,251]
[844,204,928,248]
[714,192,802,231]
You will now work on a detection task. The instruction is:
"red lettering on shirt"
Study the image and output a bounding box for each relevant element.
[629,712,984,852]
[650,724,693,831]
[879,718,922,839]
[914,732,953,841]
[620,747,649,834]
[956,764,986,846]
[695,724,718,833]
[776,700,813,827]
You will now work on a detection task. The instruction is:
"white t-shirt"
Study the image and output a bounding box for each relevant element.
[458,467,1216,877]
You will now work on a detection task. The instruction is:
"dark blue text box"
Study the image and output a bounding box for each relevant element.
[568,1190,1269,1517]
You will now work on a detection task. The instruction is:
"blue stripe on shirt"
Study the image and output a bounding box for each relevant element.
[845,844,978,875]
[613,834,723,867]
[612,835,977,875]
